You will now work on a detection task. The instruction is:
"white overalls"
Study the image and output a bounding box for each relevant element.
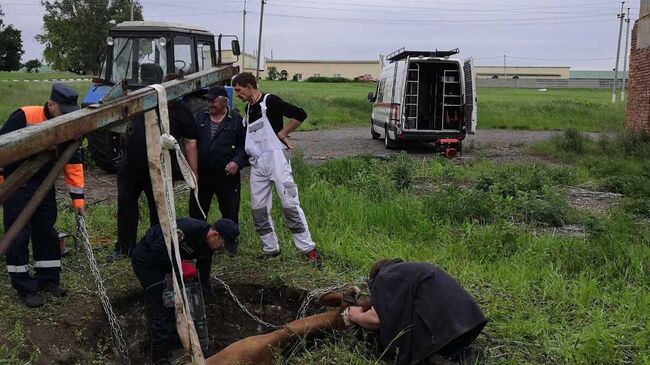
[245,95,316,254]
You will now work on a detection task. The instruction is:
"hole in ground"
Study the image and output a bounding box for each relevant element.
[96,282,321,363]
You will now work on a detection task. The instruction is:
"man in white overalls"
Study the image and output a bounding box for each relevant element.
[232,73,323,268]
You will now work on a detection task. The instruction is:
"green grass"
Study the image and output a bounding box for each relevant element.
[0,71,90,81]
[0,76,625,133]
[477,88,626,132]
[0,82,91,124]
[0,144,648,364]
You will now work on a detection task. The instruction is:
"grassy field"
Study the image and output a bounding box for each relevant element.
[0,131,648,363]
[0,71,90,81]
[0,81,90,124]
[0,75,625,133]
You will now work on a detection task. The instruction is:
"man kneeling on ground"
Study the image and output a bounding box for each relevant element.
[347,259,487,365]
[131,217,239,365]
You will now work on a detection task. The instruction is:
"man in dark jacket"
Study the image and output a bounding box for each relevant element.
[189,86,246,230]
[109,74,198,262]
[0,83,85,308]
[347,259,487,365]
[131,217,239,365]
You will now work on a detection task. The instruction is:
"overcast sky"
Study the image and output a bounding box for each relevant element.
[1,0,642,70]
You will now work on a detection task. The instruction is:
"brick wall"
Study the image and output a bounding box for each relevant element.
[626,20,650,132]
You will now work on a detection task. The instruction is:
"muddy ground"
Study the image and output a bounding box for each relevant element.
[23,127,618,363]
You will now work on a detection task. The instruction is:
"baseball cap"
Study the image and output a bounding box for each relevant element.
[204,85,228,100]
[212,218,239,255]
[50,83,80,114]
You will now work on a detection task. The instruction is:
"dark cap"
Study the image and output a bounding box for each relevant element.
[204,85,228,100]
[50,83,80,114]
[212,218,239,255]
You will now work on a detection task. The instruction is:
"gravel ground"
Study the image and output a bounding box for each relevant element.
[59,128,582,205]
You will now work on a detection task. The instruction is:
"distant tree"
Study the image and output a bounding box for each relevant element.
[266,66,279,81]
[36,0,143,74]
[24,59,43,73]
[0,5,25,71]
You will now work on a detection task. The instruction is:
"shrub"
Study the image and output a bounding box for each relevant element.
[555,127,588,153]
[391,152,415,192]
[305,76,352,83]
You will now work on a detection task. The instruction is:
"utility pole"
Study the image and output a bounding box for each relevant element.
[242,0,247,71]
[612,1,626,103]
[255,0,266,80]
[130,0,134,21]
[503,55,507,78]
[621,7,631,102]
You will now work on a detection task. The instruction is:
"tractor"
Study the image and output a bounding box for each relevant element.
[81,21,241,172]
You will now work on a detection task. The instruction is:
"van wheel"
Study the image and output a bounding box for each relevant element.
[371,121,380,140]
[384,128,396,149]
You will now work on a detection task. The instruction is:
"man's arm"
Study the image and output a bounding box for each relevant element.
[0,110,27,184]
[64,147,85,215]
[227,114,248,172]
[184,139,198,176]
[348,305,381,331]
[268,95,307,148]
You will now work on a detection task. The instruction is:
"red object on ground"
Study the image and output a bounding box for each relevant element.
[445,148,457,159]
[181,260,198,280]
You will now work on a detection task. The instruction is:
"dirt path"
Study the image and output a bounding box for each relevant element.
[63,128,570,204]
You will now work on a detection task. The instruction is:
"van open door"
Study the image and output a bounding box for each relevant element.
[463,58,477,134]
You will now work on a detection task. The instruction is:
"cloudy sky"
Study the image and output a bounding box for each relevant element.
[1,0,642,70]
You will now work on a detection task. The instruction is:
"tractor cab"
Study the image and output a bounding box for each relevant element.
[82,21,240,172]
[95,21,239,89]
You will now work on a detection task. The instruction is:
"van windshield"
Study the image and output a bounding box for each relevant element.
[110,37,167,85]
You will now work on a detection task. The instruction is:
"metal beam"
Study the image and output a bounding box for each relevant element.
[0,140,82,256]
[0,66,237,167]
[0,151,55,204]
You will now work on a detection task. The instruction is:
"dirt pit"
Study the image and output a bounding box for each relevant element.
[102,283,321,363]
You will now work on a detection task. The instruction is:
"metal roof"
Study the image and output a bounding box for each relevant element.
[570,70,628,79]
[112,21,213,36]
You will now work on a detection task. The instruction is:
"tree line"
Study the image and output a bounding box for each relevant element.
[0,1,143,74]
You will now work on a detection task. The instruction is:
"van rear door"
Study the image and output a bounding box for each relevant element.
[463,58,477,134]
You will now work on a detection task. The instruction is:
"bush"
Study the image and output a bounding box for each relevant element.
[305,76,352,83]
[555,127,588,153]
[391,152,415,192]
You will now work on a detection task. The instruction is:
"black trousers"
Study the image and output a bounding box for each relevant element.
[117,163,158,254]
[3,182,60,297]
[131,253,177,361]
[189,172,241,224]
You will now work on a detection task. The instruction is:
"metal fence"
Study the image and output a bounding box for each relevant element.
[477,78,625,89]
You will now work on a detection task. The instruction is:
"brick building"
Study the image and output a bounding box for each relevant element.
[627,0,650,132]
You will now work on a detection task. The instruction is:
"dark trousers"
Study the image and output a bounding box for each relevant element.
[117,163,158,254]
[3,182,60,297]
[189,172,241,224]
[131,254,177,360]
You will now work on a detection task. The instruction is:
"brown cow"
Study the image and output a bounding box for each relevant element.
[203,287,370,365]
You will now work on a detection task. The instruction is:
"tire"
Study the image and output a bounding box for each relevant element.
[384,127,396,149]
[87,130,123,173]
[370,120,380,140]
[183,94,208,114]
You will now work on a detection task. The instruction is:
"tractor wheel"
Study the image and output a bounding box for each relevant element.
[183,95,208,115]
[87,130,123,173]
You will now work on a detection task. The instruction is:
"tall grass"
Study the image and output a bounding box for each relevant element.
[0,151,647,364]
[0,76,625,133]
[0,82,90,124]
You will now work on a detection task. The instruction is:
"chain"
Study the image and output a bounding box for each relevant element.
[211,275,283,329]
[76,215,131,365]
[295,285,347,320]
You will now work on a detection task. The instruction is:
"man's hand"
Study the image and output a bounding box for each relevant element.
[225,161,239,175]
[74,206,85,216]
[277,131,293,149]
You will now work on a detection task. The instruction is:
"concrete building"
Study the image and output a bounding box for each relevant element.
[475,66,570,79]
[260,59,381,80]
[627,0,650,132]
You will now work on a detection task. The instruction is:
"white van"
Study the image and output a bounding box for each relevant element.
[368,48,477,155]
